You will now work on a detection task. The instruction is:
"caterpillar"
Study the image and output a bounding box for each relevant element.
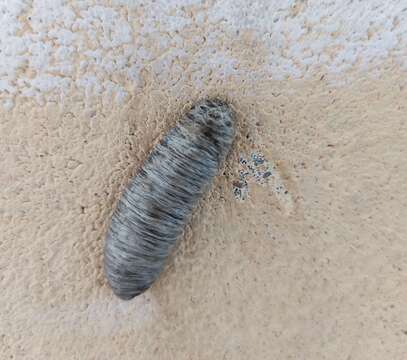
[104,99,235,300]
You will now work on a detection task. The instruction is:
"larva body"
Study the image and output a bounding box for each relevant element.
[104,99,235,300]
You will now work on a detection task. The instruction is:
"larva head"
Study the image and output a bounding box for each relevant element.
[188,98,235,157]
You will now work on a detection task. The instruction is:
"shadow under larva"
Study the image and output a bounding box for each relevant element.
[104,99,236,300]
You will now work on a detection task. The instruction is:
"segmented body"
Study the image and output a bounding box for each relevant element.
[104,99,235,300]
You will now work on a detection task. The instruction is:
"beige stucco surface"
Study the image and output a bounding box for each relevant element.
[1,1,407,359]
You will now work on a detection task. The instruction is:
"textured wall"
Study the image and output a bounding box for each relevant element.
[1,1,407,359]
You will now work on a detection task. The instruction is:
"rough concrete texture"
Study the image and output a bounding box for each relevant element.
[1,1,407,359]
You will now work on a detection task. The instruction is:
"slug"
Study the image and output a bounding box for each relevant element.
[104,99,235,300]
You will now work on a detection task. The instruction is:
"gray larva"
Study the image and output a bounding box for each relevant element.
[104,99,235,300]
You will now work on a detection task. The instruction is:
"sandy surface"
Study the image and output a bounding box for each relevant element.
[1,1,407,359]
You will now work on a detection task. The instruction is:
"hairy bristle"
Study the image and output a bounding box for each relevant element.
[104,99,235,300]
